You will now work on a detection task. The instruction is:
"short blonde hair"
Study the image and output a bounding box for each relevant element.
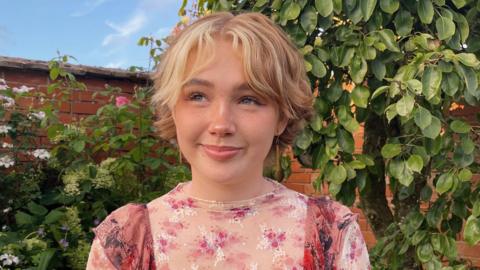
[151,12,313,151]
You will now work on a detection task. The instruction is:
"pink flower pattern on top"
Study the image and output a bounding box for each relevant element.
[86,180,371,270]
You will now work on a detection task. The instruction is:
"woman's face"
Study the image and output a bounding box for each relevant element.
[173,39,287,184]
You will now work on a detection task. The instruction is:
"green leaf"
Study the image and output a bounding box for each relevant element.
[441,72,460,96]
[422,66,442,100]
[27,202,48,216]
[459,136,474,154]
[315,0,333,17]
[464,216,480,245]
[377,29,400,52]
[15,211,34,225]
[394,10,413,36]
[379,0,399,13]
[421,116,441,139]
[350,56,368,84]
[389,159,414,186]
[283,2,301,20]
[326,82,344,102]
[454,13,469,43]
[310,114,323,131]
[355,154,375,166]
[451,0,466,9]
[295,129,313,150]
[385,104,398,123]
[254,0,269,7]
[457,168,472,182]
[396,94,415,116]
[457,53,480,68]
[473,201,480,217]
[417,243,433,263]
[306,54,327,78]
[337,128,355,154]
[327,165,347,184]
[72,140,86,153]
[371,86,388,100]
[418,0,434,24]
[407,79,423,94]
[371,59,386,81]
[381,144,402,159]
[455,63,478,95]
[351,86,370,108]
[450,120,471,133]
[436,16,455,40]
[412,230,427,245]
[44,209,64,224]
[436,172,453,194]
[49,67,59,81]
[300,6,318,33]
[36,249,56,270]
[453,146,474,168]
[361,0,377,21]
[407,154,424,172]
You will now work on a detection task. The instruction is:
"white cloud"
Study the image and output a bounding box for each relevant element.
[71,0,110,17]
[102,12,147,46]
[97,0,180,69]
[105,60,126,69]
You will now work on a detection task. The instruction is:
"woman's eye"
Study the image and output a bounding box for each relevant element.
[239,96,261,105]
[188,92,206,102]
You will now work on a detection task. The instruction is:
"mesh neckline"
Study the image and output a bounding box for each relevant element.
[169,179,286,211]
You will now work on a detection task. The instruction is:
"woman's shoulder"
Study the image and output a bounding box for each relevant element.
[306,195,357,225]
[92,203,154,269]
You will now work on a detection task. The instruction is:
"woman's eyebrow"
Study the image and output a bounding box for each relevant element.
[184,79,251,91]
[183,78,213,87]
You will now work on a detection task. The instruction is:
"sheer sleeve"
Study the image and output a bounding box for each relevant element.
[86,237,117,269]
[336,220,371,270]
[86,203,155,270]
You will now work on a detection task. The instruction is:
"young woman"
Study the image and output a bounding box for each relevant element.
[87,12,370,270]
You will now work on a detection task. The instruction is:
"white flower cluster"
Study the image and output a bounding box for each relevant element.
[29,111,46,120]
[1,142,13,148]
[92,158,116,189]
[0,95,14,108]
[12,85,34,94]
[30,149,50,160]
[0,253,20,267]
[51,124,86,144]
[62,167,89,196]
[0,79,7,91]
[0,155,14,168]
[0,125,12,135]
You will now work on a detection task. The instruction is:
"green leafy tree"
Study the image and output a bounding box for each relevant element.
[184,0,480,268]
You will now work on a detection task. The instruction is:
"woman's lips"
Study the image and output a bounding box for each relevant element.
[201,144,242,161]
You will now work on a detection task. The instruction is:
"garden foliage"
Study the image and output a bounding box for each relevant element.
[0,55,189,269]
[184,0,480,269]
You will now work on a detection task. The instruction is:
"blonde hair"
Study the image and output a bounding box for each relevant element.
[151,12,313,151]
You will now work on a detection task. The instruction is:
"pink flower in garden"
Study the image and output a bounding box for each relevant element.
[115,96,130,107]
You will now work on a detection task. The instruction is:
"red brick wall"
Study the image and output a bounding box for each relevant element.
[1,64,479,266]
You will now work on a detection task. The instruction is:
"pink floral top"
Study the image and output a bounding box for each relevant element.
[86,181,370,269]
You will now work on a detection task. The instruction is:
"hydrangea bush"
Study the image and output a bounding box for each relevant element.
[0,57,189,269]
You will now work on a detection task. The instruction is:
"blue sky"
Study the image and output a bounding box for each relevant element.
[0,0,182,70]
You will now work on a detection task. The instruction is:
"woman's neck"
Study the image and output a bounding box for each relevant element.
[185,174,274,202]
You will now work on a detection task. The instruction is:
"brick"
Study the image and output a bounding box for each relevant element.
[77,77,110,91]
[2,69,48,85]
[71,102,101,115]
[287,172,312,183]
[457,241,480,258]
[283,182,305,193]
[107,79,140,94]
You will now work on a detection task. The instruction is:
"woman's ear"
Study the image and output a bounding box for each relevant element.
[276,117,288,136]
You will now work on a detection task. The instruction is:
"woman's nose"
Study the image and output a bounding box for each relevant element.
[207,101,236,136]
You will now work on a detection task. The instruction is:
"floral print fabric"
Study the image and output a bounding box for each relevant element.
[87,181,370,269]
